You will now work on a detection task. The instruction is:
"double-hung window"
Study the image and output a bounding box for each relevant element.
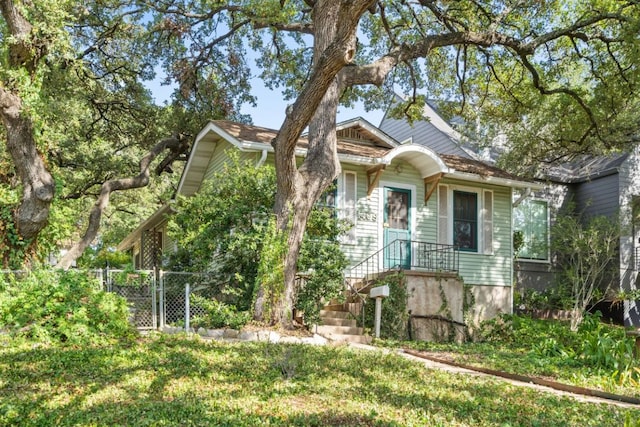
[453,191,478,251]
[438,185,493,254]
[513,199,549,260]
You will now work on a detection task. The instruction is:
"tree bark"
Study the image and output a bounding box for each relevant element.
[0,87,55,241]
[0,1,55,241]
[257,0,374,326]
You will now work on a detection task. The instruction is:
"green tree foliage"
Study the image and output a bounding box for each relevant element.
[0,1,248,268]
[168,154,276,310]
[167,155,347,322]
[363,272,409,340]
[4,1,640,324]
[551,208,621,331]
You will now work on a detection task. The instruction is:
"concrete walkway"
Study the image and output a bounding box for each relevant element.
[348,342,640,409]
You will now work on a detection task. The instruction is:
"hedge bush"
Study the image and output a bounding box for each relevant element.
[0,269,137,345]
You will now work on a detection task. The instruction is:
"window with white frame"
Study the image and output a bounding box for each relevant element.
[438,185,493,254]
[513,198,548,260]
[453,190,478,251]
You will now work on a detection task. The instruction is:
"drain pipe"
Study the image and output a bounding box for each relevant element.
[256,149,268,167]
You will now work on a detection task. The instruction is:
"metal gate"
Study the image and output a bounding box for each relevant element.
[106,269,157,330]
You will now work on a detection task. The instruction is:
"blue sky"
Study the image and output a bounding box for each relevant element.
[148,71,386,129]
[239,76,386,128]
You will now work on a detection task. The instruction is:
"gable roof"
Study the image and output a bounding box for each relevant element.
[379,95,479,159]
[176,118,538,197]
[177,118,397,196]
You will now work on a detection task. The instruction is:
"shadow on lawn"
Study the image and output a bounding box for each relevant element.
[0,336,637,426]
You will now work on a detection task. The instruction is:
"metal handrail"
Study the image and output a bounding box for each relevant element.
[343,240,459,328]
[346,239,459,286]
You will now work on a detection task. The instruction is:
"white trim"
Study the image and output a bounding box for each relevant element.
[449,171,544,190]
[437,184,449,245]
[381,144,451,177]
[335,117,399,148]
[339,170,358,245]
[513,197,551,263]
[482,189,494,255]
[444,183,494,255]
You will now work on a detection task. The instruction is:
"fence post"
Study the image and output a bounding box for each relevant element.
[158,270,165,330]
[105,266,111,292]
[185,282,190,333]
[151,268,158,330]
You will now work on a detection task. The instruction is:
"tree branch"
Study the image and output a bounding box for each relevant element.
[57,134,190,269]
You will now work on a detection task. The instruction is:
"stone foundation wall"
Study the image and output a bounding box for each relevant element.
[401,271,512,341]
[404,271,465,342]
[468,284,512,325]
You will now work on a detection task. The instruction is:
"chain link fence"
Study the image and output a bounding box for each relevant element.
[1,268,218,332]
[106,269,157,330]
[159,271,218,330]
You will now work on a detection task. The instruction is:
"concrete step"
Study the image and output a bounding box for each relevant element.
[320,317,357,327]
[315,324,364,336]
[323,303,347,312]
[319,309,351,319]
[322,332,372,345]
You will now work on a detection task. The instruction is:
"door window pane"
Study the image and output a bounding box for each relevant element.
[387,190,409,230]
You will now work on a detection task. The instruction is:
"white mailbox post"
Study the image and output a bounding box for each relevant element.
[369,285,390,339]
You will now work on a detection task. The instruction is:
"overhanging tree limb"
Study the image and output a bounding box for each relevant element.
[57,134,189,269]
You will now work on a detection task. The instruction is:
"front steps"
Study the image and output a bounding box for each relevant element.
[315,303,372,344]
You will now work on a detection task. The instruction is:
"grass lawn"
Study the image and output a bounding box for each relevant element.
[1,333,638,427]
[384,315,640,399]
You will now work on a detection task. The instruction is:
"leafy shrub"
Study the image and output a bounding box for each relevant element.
[363,272,409,339]
[0,269,136,345]
[478,313,639,384]
[578,312,636,375]
[169,155,350,323]
[515,286,574,311]
[190,294,250,330]
[295,206,349,325]
[551,208,620,330]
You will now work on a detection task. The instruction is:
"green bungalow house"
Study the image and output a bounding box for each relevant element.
[118,117,541,340]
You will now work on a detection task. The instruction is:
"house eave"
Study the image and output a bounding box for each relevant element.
[238,140,383,166]
[117,204,173,252]
[449,171,544,190]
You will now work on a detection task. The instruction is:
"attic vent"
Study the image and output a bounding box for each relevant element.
[337,128,365,141]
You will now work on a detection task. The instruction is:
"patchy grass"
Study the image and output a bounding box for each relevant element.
[385,315,640,399]
[0,333,638,426]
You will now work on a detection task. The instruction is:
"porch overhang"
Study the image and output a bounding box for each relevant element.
[381,144,453,178]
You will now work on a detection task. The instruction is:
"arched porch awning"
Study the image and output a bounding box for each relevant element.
[366,145,453,202]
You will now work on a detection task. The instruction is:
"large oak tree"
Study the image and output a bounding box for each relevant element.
[3,1,640,326]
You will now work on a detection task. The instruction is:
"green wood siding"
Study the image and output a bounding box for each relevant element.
[441,178,512,287]
[198,148,513,289]
[203,142,256,183]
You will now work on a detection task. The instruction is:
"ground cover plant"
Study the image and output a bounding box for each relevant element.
[1,333,638,427]
[388,314,640,399]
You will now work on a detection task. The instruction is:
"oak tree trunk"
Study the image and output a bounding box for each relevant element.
[255,0,373,326]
